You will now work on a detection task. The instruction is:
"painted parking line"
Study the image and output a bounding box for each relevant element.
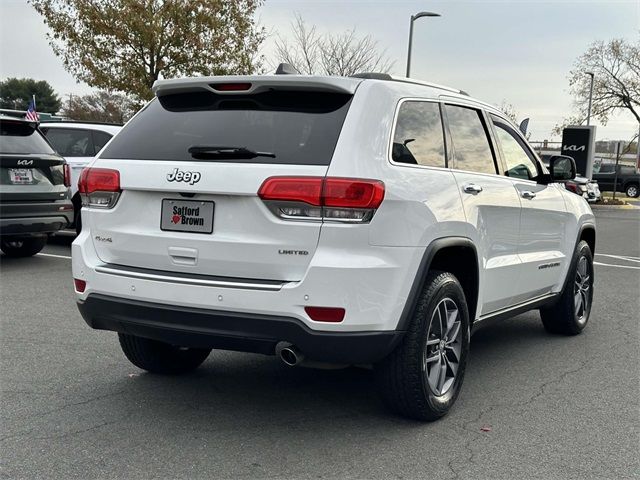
[36,252,72,260]
[596,253,640,263]
[594,262,640,270]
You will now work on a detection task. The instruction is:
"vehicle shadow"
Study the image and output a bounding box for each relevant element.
[102,312,552,430]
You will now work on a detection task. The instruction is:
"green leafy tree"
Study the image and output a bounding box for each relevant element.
[30,0,265,101]
[0,78,61,113]
[61,91,137,124]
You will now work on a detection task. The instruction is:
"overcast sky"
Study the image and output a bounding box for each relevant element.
[1,0,638,141]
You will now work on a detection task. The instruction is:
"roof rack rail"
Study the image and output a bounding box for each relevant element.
[351,72,393,80]
[349,72,470,96]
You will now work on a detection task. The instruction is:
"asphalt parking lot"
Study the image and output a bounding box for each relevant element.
[1,209,639,479]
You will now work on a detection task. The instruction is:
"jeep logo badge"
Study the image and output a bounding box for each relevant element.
[166,168,201,185]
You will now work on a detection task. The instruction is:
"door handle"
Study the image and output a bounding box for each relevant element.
[521,190,536,199]
[463,183,483,194]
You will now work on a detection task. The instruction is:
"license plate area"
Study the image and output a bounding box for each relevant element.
[8,168,34,185]
[160,199,214,234]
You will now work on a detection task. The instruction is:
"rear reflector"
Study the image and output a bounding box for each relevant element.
[304,306,345,322]
[74,279,86,293]
[211,83,252,91]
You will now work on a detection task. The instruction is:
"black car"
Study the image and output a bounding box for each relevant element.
[0,116,73,257]
[592,163,640,198]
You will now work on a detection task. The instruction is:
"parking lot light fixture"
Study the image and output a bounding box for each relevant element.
[406,11,441,78]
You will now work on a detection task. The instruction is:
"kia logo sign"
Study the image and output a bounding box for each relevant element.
[562,145,586,152]
[561,127,595,177]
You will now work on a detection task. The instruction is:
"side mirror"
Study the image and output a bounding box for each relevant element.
[549,155,576,181]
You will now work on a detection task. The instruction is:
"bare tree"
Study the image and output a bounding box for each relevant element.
[554,37,639,135]
[273,14,394,76]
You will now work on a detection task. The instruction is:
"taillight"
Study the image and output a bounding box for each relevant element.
[564,182,579,194]
[78,167,121,209]
[258,176,385,223]
[63,164,71,187]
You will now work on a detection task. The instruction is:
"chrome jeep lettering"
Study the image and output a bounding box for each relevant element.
[166,168,201,185]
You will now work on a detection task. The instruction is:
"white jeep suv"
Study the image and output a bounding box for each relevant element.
[72,70,595,421]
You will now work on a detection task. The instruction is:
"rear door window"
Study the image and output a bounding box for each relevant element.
[100,90,353,165]
[43,128,95,157]
[391,101,446,167]
[445,105,496,175]
[0,120,55,154]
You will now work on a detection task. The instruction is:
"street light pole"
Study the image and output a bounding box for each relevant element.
[406,11,441,78]
[586,71,594,126]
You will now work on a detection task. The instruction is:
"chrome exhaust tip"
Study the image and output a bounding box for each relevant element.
[276,342,304,367]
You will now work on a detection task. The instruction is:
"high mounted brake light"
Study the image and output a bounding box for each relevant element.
[258,176,385,223]
[210,83,252,92]
[78,167,121,209]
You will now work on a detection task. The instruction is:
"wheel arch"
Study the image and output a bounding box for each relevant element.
[397,237,480,331]
[579,224,596,254]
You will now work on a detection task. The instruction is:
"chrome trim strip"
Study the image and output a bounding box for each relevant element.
[477,292,557,321]
[94,265,285,291]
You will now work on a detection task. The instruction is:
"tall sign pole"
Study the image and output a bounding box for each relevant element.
[636,123,640,170]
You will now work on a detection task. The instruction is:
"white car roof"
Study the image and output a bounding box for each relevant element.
[41,122,122,136]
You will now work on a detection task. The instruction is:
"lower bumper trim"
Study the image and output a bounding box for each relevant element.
[77,294,403,364]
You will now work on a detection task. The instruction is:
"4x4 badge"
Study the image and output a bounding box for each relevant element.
[166,168,201,185]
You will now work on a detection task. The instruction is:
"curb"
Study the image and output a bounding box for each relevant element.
[590,204,639,210]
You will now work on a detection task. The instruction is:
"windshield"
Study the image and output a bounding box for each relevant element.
[100,90,353,165]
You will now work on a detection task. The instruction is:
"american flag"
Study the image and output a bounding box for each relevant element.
[25,98,39,122]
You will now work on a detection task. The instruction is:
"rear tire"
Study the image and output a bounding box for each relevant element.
[118,334,211,374]
[0,237,47,257]
[375,271,470,421]
[540,240,593,335]
[625,183,639,198]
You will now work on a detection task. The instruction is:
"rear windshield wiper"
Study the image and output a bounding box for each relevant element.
[188,145,276,160]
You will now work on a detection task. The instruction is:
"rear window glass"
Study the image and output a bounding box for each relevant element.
[42,127,95,157]
[100,90,353,165]
[0,120,55,155]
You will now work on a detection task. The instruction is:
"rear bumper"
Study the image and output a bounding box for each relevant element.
[0,200,73,235]
[78,294,403,364]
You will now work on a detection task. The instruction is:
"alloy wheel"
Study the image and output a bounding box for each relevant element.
[574,255,591,325]
[423,297,462,396]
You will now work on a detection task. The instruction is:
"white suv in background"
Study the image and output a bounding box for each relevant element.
[40,122,121,231]
[72,69,595,421]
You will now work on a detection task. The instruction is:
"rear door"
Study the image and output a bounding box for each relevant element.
[444,103,523,315]
[0,119,68,203]
[489,115,569,301]
[87,86,354,281]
